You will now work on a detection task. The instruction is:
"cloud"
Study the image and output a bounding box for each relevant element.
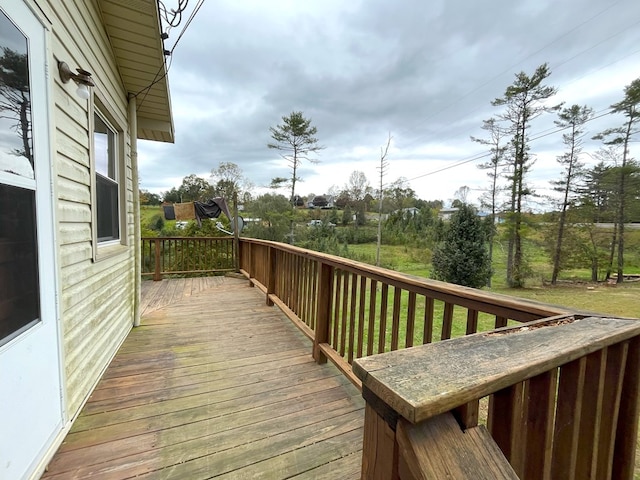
[139,0,640,206]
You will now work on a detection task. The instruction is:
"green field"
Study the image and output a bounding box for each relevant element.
[346,242,640,319]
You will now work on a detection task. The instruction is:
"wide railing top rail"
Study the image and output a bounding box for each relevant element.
[353,315,640,423]
[239,237,569,321]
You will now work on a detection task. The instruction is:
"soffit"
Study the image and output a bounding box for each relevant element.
[98,0,174,143]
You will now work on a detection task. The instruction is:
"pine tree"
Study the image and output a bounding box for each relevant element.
[431,204,491,288]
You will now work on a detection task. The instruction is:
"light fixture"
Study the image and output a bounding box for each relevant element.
[58,61,94,99]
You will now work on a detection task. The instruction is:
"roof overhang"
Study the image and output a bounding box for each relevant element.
[98,0,174,143]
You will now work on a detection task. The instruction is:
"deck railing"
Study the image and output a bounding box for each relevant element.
[141,237,235,280]
[353,316,640,479]
[238,238,570,386]
[144,237,639,478]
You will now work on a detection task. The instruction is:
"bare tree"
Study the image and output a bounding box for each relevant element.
[376,134,391,266]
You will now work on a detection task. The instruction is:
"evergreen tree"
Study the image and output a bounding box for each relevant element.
[550,104,593,284]
[431,204,491,288]
[593,77,640,283]
[492,63,560,287]
[268,111,324,243]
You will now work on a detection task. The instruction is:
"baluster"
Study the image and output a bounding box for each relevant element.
[347,273,358,363]
[390,287,402,351]
[441,302,454,340]
[378,284,389,353]
[366,280,377,356]
[406,292,416,348]
[423,297,434,344]
[356,276,366,359]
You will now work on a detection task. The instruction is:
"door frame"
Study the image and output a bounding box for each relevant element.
[0,0,65,478]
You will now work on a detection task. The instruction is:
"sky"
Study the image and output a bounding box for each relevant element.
[137,0,640,209]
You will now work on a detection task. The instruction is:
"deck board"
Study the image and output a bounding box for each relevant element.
[43,276,364,479]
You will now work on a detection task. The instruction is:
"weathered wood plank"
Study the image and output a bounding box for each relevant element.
[396,413,519,480]
[353,316,640,424]
[43,277,364,480]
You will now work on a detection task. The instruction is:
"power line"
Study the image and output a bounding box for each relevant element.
[404,106,616,183]
[135,0,206,109]
[395,1,625,147]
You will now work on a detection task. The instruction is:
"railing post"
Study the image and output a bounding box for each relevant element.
[266,246,276,306]
[153,239,162,281]
[361,388,400,479]
[313,261,333,364]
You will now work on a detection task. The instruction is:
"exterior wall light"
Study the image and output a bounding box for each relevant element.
[58,61,95,99]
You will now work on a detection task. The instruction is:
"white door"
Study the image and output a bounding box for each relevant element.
[0,2,63,479]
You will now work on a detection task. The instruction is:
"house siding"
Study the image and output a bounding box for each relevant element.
[35,0,137,418]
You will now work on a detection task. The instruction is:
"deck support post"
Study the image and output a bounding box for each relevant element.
[313,261,333,364]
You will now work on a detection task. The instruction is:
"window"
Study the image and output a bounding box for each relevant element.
[0,8,40,345]
[94,111,119,243]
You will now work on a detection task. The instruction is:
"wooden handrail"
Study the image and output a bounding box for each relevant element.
[141,236,640,478]
[353,317,640,479]
[141,237,236,280]
[237,237,574,387]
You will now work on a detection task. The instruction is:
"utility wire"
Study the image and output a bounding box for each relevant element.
[395,1,624,147]
[404,107,616,183]
[135,0,206,110]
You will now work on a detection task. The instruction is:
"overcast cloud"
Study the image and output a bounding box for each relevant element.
[138,0,640,208]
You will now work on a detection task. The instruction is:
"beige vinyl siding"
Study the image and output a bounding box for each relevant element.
[36,0,137,417]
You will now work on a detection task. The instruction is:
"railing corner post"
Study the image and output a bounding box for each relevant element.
[313,261,333,364]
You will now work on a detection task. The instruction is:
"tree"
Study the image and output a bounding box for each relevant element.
[178,174,213,202]
[471,118,508,286]
[593,77,640,283]
[210,162,252,201]
[383,177,417,212]
[549,104,593,284]
[163,187,181,203]
[0,47,31,167]
[268,111,324,243]
[346,171,370,203]
[376,134,391,266]
[492,63,560,287]
[140,189,161,205]
[244,193,291,241]
[431,204,491,288]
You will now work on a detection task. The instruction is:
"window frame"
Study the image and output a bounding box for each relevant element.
[90,95,127,260]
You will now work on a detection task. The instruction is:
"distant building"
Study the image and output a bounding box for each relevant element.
[438,207,459,221]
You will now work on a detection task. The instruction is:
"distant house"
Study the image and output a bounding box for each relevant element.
[395,207,419,216]
[0,2,173,478]
[438,207,459,221]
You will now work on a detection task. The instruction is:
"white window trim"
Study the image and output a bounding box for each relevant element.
[90,94,128,261]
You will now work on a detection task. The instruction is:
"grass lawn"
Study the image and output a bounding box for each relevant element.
[346,242,640,320]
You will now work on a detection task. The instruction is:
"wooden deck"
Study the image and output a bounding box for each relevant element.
[42,276,364,479]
